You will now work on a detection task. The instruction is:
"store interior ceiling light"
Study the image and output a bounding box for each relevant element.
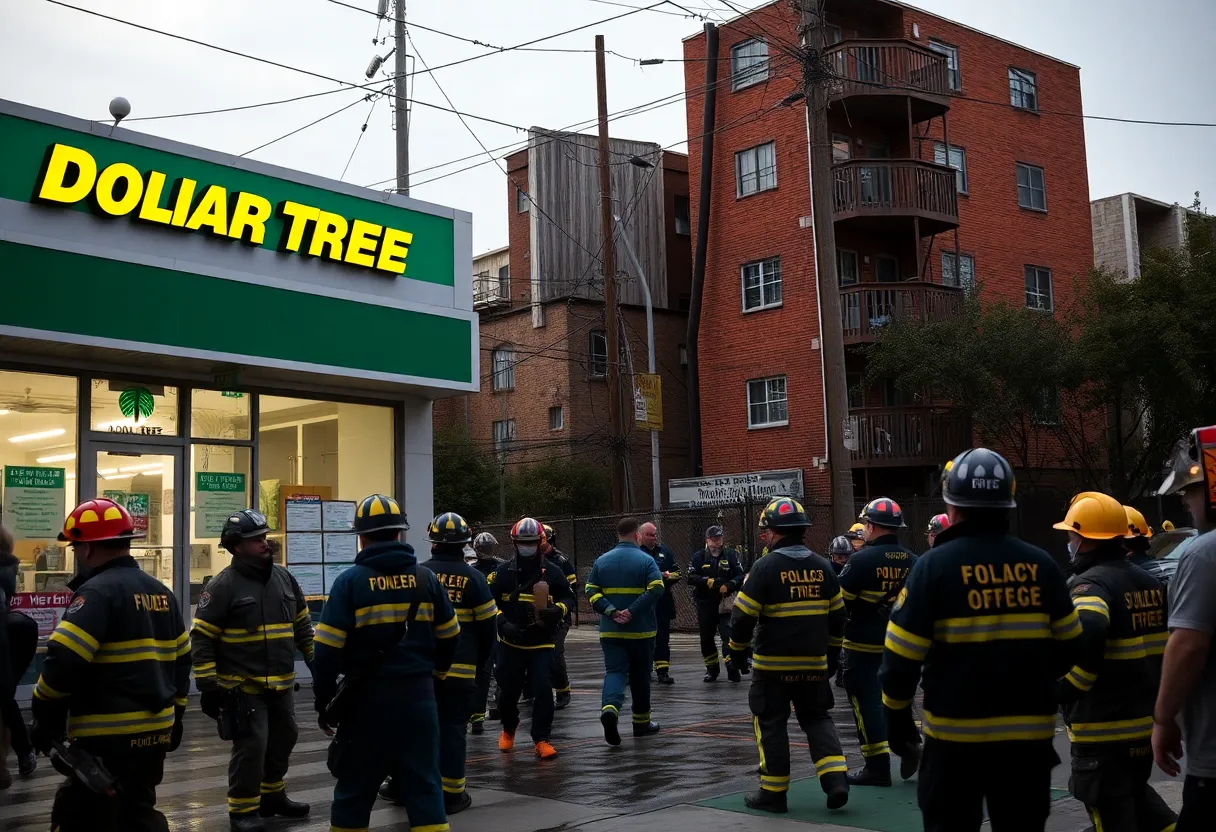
[97,468,118,475]
[36,452,77,463]
[118,462,164,472]
[0,409,9,416]
[8,428,66,443]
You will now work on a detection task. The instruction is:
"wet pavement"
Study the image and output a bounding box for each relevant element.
[0,630,1186,831]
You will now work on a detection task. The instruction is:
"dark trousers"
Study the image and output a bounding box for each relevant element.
[496,645,554,742]
[329,680,445,832]
[227,690,298,816]
[653,606,673,671]
[1178,774,1216,832]
[50,750,168,831]
[843,648,888,763]
[918,737,1058,832]
[4,611,38,755]
[1070,745,1176,832]
[437,678,474,797]
[471,642,497,723]
[551,620,571,693]
[696,604,731,670]
[749,671,848,795]
[600,638,654,724]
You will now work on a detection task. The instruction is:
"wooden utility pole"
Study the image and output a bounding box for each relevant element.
[595,34,626,513]
[800,1,856,530]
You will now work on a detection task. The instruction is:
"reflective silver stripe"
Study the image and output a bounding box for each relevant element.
[936,619,1049,637]
[95,643,179,659]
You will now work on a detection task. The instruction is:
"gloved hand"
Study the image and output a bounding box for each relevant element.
[200,688,224,719]
[318,713,335,737]
[499,620,523,642]
[29,716,65,755]
[729,648,750,669]
[169,705,186,752]
[826,647,841,678]
[885,704,920,752]
[538,606,562,626]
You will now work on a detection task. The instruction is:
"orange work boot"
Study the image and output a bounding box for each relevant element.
[534,741,558,760]
[498,729,515,752]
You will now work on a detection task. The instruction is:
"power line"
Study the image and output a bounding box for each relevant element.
[240,93,371,157]
[340,95,380,180]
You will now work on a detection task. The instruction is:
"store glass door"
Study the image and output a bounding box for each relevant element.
[92,444,184,602]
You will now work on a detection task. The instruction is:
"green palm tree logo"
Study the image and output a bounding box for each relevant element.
[118,387,156,423]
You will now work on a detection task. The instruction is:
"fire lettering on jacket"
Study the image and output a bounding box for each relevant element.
[961,562,1042,610]
[368,574,417,591]
[780,569,824,600]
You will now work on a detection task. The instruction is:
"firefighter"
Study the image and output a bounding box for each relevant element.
[826,535,852,575]
[586,517,665,745]
[729,497,849,813]
[848,523,866,552]
[313,494,460,832]
[491,518,574,760]
[469,532,502,732]
[688,525,744,682]
[541,523,577,710]
[1054,492,1177,832]
[839,497,918,786]
[926,513,950,549]
[639,521,680,684]
[881,447,1082,832]
[1122,506,1155,571]
[29,498,191,831]
[380,512,497,814]
[191,509,313,831]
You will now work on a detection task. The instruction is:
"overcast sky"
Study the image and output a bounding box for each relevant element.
[3,0,1213,254]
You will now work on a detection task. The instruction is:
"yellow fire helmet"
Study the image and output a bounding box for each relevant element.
[1123,505,1152,539]
[1053,492,1128,540]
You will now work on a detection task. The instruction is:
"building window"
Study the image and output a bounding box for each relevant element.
[876,255,899,283]
[192,388,252,440]
[91,379,179,435]
[846,372,864,409]
[678,344,688,366]
[548,406,564,431]
[928,39,961,90]
[1009,67,1038,111]
[516,187,529,213]
[747,376,788,428]
[1017,163,1047,211]
[589,330,608,378]
[942,252,975,293]
[933,142,968,193]
[491,346,515,391]
[1032,387,1060,425]
[825,25,843,45]
[497,264,510,297]
[492,419,516,454]
[837,249,859,286]
[674,195,691,236]
[741,257,783,312]
[735,142,777,198]
[730,38,769,90]
[831,134,852,163]
[1024,265,1053,311]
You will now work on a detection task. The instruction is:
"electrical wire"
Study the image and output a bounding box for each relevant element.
[240,93,371,157]
[340,95,380,180]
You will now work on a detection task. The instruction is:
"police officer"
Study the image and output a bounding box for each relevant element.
[492,517,574,760]
[586,517,665,745]
[313,494,460,832]
[380,512,496,814]
[30,498,191,831]
[1054,492,1177,832]
[729,497,850,813]
[1122,506,1156,570]
[469,531,502,732]
[541,523,577,710]
[688,525,744,682]
[839,497,918,786]
[191,509,313,831]
[639,520,680,684]
[881,448,1082,832]
[926,513,950,550]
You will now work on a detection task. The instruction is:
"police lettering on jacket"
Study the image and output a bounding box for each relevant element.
[838,535,916,652]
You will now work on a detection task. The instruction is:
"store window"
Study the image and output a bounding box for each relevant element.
[192,389,252,440]
[0,370,78,591]
[91,379,180,436]
[190,443,253,590]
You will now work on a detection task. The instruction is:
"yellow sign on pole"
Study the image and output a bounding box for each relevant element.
[634,373,663,431]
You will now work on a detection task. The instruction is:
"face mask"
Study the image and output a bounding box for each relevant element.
[1067,539,1081,562]
[517,545,538,557]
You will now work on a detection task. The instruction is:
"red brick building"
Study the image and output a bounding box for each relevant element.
[433,129,693,513]
[681,0,1093,502]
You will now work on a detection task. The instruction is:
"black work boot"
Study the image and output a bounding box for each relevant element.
[822,772,850,809]
[703,666,719,683]
[727,662,742,683]
[470,719,484,735]
[487,705,500,720]
[378,776,404,804]
[555,690,572,710]
[846,758,892,787]
[601,710,621,746]
[745,789,788,813]
[899,741,922,780]
[655,669,675,685]
[445,791,473,815]
[230,815,267,832]
[633,720,661,737]
[259,790,310,818]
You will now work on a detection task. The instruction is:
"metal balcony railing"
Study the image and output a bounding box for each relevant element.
[847,406,972,467]
[839,281,964,344]
[832,160,960,229]
[825,39,952,100]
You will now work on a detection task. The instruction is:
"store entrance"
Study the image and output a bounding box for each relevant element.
[86,442,185,604]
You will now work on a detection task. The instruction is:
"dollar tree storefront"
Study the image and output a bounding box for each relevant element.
[0,100,476,688]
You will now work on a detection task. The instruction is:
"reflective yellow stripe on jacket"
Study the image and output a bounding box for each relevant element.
[922,710,1056,743]
[94,634,191,663]
[751,653,827,672]
[68,706,176,738]
[1067,716,1153,744]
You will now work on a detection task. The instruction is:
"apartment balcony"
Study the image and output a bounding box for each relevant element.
[840,281,964,345]
[832,160,960,235]
[848,406,972,468]
[825,39,952,123]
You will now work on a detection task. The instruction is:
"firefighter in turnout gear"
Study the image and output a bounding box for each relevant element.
[827,535,852,575]
[639,521,680,683]
[190,509,314,831]
[380,512,497,815]
[491,517,574,760]
[729,497,850,813]
[469,532,502,731]
[926,513,951,550]
[541,523,577,709]
[1122,506,1156,571]
[689,526,745,681]
[881,448,1082,832]
[839,497,918,786]
[848,523,866,552]
[313,494,460,832]
[30,498,191,832]
[1054,492,1177,832]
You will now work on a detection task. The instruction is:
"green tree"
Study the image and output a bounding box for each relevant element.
[432,426,499,523]
[504,456,612,519]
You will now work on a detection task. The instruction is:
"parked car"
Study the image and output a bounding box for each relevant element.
[1140,528,1200,585]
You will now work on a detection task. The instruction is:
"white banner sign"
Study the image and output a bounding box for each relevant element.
[668,468,805,509]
